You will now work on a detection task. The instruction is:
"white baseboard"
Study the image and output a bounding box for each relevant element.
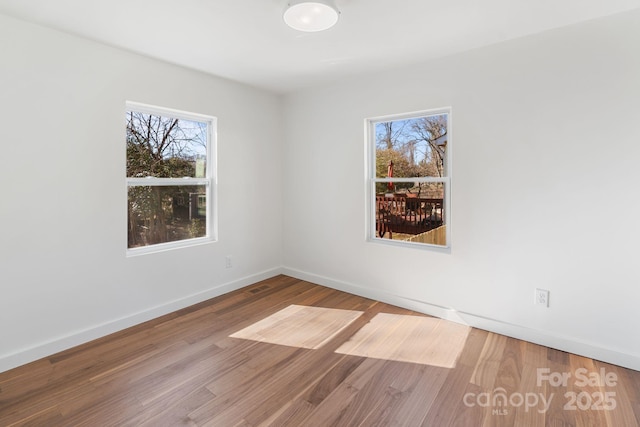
[4,266,638,374]
[282,267,640,372]
[0,267,284,374]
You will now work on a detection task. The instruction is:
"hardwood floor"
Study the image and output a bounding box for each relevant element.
[1,275,639,426]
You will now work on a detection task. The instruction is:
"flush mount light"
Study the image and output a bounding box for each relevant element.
[283,0,339,32]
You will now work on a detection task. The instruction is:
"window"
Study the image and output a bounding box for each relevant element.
[126,102,216,254]
[366,108,450,248]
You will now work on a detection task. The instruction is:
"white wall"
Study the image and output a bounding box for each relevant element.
[2,8,640,374]
[0,14,283,372]
[282,10,640,370]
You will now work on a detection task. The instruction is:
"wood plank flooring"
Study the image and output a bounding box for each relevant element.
[1,275,639,426]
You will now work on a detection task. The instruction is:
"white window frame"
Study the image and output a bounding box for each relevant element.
[365,107,451,250]
[125,101,217,256]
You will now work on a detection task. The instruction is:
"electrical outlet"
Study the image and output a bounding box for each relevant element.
[225,255,232,268]
[535,288,550,307]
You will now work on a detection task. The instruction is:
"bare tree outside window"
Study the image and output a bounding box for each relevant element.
[126,105,214,252]
[369,109,451,248]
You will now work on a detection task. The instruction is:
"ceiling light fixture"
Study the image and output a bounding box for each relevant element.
[283,1,340,32]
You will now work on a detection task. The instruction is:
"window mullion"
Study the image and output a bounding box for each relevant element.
[127,177,210,187]
[373,177,447,183]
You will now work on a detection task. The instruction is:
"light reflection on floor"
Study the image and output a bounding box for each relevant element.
[335,313,470,368]
[229,304,363,349]
[230,305,470,368]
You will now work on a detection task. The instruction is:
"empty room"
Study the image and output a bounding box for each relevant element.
[1,0,640,425]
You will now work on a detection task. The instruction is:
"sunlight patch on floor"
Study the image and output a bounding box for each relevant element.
[335,313,470,368]
[229,305,363,349]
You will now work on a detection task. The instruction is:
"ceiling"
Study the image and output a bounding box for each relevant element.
[1,0,639,94]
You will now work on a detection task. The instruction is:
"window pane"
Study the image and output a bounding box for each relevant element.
[128,185,207,249]
[375,114,448,179]
[375,183,447,246]
[126,111,207,178]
